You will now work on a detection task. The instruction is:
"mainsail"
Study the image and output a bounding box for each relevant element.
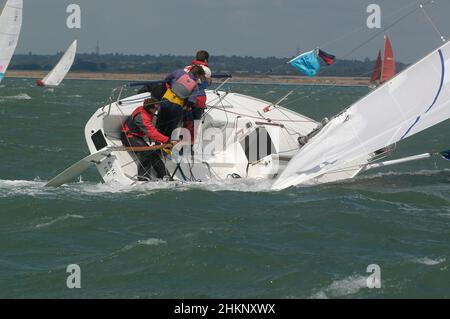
[370,35,396,85]
[381,35,396,82]
[272,40,450,190]
[37,40,77,87]
[370,50,382,83]
[0,0,23,83]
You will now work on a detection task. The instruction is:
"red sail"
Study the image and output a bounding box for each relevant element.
[371,50,382,82]
[381,35,396,83]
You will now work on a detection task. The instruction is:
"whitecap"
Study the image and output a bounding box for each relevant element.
[0,93,32,100]
[310,275,367,299]
[412,257,445,266]
[119,238,167,253]
[35,214,84,229]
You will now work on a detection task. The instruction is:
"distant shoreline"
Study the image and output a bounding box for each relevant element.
[6,70,370,87]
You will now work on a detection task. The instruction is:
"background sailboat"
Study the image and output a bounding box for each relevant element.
[0,0,23,83]
[37,40,77,87]
[370,35,396,86]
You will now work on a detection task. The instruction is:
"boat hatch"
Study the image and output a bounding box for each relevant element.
[240,127,276,163]
[91,130,108,151]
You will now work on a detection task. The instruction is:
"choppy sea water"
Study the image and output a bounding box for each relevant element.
[0,78,449,298]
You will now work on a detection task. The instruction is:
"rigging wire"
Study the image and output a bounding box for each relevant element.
[271,0,442,120]
[419,2,446,43]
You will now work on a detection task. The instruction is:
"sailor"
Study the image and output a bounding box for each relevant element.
[182,65,212,143]
[157,65,206,139]
[121,98,177,180]
[181,50,213,143]
[192,50,210,68]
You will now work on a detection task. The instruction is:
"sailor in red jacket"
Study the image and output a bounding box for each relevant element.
[121,98,176,180]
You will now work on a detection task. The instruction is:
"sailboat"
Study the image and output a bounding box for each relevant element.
[0,0,23,83]
[37,40,77,87]
[46,37,450,189]
[370,35,396,87]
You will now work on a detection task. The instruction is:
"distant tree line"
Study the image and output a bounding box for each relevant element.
[10,52,408,77]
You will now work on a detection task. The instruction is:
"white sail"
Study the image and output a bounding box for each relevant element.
[0,0,23,83]
[272,40,450,190]
[39,40,77,87]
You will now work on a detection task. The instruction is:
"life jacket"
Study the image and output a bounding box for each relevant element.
[122,107,146,137]
[183,65,209,108]
[121,106,169,143]
[171,73,198,99]
[162,88,185,107]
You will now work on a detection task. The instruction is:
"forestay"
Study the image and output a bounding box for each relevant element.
[272,40,450,190]
[0,0,23,83]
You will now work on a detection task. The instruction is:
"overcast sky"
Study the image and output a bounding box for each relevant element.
[4,0,450,62]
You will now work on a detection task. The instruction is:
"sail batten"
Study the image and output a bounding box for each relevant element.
[0,0,23,83]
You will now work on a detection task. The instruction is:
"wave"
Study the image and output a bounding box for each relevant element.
[310,275,367,299]
[121,238,167,252]
[360,168,450,180]
[35,214,84,229]
[0,93,32,101]
[106,238,168,259]
[412,257,446,266]
[0,167,448,199]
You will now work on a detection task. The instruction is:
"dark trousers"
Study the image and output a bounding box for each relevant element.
[120,132,167,179]
[183,107,205,143]
[156,99,184,139]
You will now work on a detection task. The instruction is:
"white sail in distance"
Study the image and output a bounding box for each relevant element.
[272,40,450,190]
[38,40,77,87]
[0,0,23,83]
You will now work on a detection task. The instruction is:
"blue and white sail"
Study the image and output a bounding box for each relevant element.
[0,0,23,83]
[273,40,450,190]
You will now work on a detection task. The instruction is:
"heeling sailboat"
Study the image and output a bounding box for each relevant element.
[37,40,77,87]
[370,35,396,87]
[0,0,23,83]
[46,37,450,189]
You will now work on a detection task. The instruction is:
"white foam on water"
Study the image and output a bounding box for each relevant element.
[137,238,167,246]
[118,238,167,254]
[1,167,447,199]
[310,275,367,299]
[35,214,84,229]
[0,93,32,101]
[68,95,82,98]
[412,257,446,266]
[0,179,48,198]
[360,169,450,180]
[167,178,275,193]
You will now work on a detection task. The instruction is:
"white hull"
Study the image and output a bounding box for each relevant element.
[84,89,372,187]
